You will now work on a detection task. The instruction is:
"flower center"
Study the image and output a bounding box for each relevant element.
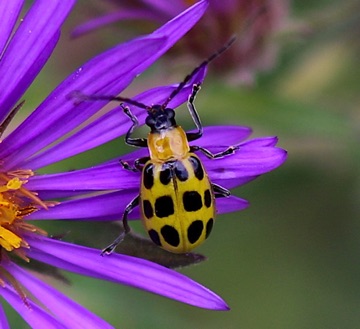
[0,171,49,305]
[0,172,47,259]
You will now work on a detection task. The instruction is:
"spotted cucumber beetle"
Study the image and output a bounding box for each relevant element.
[77,37,237,254]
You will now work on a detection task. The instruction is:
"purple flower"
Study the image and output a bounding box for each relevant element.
[73,0,289,84]
[0,0,241,327]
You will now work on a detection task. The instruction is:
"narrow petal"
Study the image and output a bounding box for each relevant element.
[26,161,135,191]
[0,0,24,55]
[240,136,281,147]
[5,263,114,329]
[27,190,138,221]
[216,195,249,213]
[1,286,66,329]
[0,0,75,122]
[27,236,229,310]
[213,176,258,189]
[72,10,161,38]
[2,0,209,169]
[141,0,186,17]
[193,126,252,146]
[203,143,288,178]
[0,304,10,329]
[36,190,93,200]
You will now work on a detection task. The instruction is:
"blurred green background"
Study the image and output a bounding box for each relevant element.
[3,0,360,328]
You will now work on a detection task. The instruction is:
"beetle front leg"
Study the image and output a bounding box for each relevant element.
[191,145,238,159]
[120,156,150,172]
[186,84,203,142]
[121,104,148,148]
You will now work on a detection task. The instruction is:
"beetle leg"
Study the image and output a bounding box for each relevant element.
[101,195,140,255]
[121,104,148,148]
[190,145,238,159]
[212,183,231,198]
[186,84,203,142]
[120,156,149,172]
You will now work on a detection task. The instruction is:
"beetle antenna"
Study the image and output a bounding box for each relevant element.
[70,91,150,110]
[161,36,236,109]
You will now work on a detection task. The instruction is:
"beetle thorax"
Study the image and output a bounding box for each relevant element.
[147,126,190,161]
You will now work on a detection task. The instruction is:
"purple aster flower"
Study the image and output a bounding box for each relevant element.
[0,0,242,327]
[73,0,289,84]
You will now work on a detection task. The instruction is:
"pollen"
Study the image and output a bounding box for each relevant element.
[0,173,47,257]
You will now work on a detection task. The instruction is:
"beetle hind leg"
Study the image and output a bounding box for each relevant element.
[212,183,231,198]
[101,195,140,256]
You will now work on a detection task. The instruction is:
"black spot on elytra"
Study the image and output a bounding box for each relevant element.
[143,200,153,219]
[155,195,174,218]
[189,156,204,180]
[148,229,161,246]
[160,163,172,185]
[175,161,188,181]
[161,225,180,247]
[205,218,214,239]
[143,163,154,189]
[183,191,202,212]
[187,220,204,244]
[204,189,212,208]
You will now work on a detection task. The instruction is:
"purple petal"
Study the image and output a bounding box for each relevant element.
[240,136,280,147]
[36,190,94,200]
[0,304,10,329]
[1,0,208,170]
[0,286,66,329]
[141,0,186,17]
[27,190,138,221]
[0,0,24,55]
[72,10,161,38]
[5,263,114,329]
[27,235,229,310]
[212,176,258,189]
[0,0,75,123]
[199,149,286,190]
[148,0,207,53]
[203,141,287,179]
[216,195,249,214]
[192,125,252,145]
[26,161,136,191]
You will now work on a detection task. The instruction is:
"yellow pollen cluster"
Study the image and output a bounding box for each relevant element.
[0,178,25,251]
[0,173,47,256]
[0,171,49,305]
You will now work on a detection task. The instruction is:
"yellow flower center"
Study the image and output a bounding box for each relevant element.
[0,178,24,251]
[0,172,47,258]
[0,171,49,305]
